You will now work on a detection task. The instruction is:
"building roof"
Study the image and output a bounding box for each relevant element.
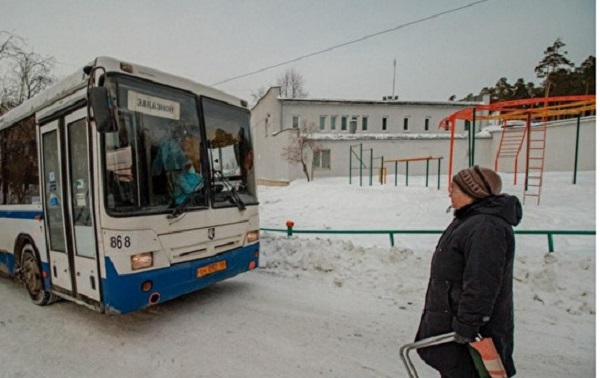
[279,97,483,107]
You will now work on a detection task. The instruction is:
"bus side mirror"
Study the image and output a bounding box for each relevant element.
[89,87,117,133]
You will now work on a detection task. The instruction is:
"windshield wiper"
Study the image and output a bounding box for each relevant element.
[214,171,246,210]
[168,179,205,219]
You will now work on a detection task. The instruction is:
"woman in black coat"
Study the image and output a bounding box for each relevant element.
[415,166,522,378]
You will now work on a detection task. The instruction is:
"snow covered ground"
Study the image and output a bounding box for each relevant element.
[0,171,595,377]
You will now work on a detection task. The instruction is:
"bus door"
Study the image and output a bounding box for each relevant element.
[40,108,100,302]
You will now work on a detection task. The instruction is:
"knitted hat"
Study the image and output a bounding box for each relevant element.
[452,165,502,199]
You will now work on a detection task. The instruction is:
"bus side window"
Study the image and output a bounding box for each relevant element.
[3,115,39,204]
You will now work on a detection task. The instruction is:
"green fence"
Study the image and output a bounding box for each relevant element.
[260,227,595,253]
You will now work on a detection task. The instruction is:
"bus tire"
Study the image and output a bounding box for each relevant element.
[20,243,57,306]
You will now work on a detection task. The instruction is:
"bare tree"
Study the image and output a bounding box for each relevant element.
[281,121,321,182]
[0,31,23,114]
[0,31,55,115]
[277,68,308,98]
[250,86,267,104]
[13,51,55,104]
[0,31,21,60]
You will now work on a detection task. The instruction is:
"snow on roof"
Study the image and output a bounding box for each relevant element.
[279,97,483,107]
[309,132,491,141]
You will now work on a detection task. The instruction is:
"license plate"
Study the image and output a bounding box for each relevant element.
[197,260,227,278]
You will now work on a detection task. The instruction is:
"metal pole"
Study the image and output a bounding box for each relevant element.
[395,161,398,186]
[380,156,384,185]
[392,58,397,97]
[437,158,441,190]
[525,113,531,191]
[448,119,456,188]
[467,119,472,167]
[349,145,352,185]
[359,143,363,187]
[405,161,409,186]
[426,159,430,187]
[573,115,581,184]
[471,108,477,166]
[369,148,373,186]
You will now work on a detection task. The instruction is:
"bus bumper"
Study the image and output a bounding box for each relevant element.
[102,243,260,314]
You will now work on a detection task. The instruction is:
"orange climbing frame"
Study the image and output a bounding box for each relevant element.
[439,95,596,186]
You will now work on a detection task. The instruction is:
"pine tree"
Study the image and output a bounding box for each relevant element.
[534,38,574,97]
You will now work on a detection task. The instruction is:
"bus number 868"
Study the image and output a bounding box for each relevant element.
[110,236,131,249]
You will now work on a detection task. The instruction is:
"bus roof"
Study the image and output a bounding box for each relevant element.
[0,56,247,131]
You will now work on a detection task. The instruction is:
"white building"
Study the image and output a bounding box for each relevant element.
[251,87,595,185]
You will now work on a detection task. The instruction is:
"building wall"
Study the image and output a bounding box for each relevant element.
[311,135,484,179]
[251,89,596,185]
[280,100,483,134]
[250,87,291,185]
[251,87,315,184]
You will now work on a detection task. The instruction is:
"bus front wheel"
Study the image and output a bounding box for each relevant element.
[20,244,57,306]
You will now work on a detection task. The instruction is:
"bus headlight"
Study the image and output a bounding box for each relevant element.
[131,252,153,270]
[246,230,259,243]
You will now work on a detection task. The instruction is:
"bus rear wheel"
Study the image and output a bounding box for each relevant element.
[20,244,57,306]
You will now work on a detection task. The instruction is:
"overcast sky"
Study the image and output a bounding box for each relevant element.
[1,0,596,102]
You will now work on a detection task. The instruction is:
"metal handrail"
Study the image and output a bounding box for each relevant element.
[400,332,456,378]
[260,227,595,252]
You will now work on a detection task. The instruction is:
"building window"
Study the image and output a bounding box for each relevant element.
[350,116,358,133]
[313,149,331,169]
[382,117,388,131]
[403,117,409,131]
[341,116,348,131]
[319,116,326,130]
[292,116,299,128]
[362,117,368,131]
[330,115,337,130]
[424,118,430,131]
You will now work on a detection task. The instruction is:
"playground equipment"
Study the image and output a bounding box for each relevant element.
[440,95,596,204]
[349,143,384,186]
[349,144,443,189]
[495,120,527,184]
[383,156,443,189]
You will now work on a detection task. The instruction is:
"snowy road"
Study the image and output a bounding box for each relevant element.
[1,270,426,378]
[1,256,595,378]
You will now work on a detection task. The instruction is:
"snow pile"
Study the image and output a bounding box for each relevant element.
[260,234,595,318]
[260,235,428,295]
[513,252,595,316]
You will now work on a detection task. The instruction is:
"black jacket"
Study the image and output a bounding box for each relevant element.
[416,195,522,378]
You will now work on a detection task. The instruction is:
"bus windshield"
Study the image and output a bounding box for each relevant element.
[103,77,205,215]
[102,77,257,215]
[203,98,256,209]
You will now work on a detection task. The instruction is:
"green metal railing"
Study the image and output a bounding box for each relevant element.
[261,226,595,253]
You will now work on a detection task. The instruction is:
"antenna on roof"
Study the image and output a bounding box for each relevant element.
[382,59,399,101]
[392,58,397,98]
